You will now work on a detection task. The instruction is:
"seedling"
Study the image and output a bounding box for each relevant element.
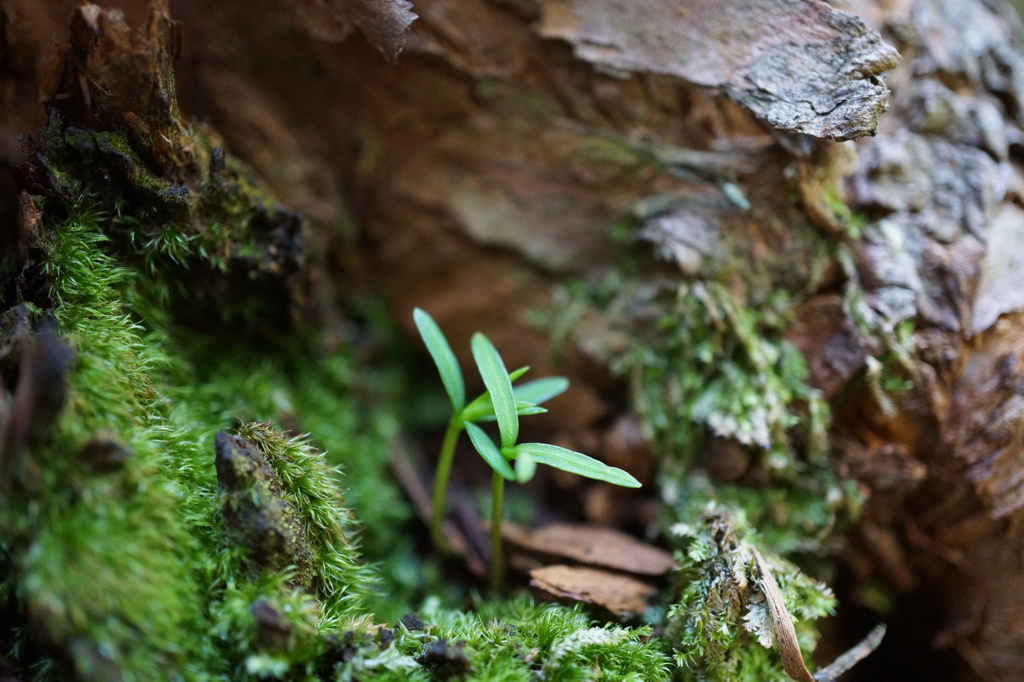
[413,308,641,592]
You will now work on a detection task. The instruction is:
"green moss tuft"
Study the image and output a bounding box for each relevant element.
[4,208,212,680]
[612,281,826,467]
[232,423,378,620]
[381,596,672,682]
[565,276,852,556]
[0,201,385,679]
[664,508,834,680]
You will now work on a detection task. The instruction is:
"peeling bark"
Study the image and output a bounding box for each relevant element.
[538,0,901,140]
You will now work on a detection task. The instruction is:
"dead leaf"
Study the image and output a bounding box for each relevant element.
[503,522,676,576]
[529,564,656,617]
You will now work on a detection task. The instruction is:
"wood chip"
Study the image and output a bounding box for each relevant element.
[529,564,657,617]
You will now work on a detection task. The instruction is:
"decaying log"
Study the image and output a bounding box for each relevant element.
[4,0,1024,679]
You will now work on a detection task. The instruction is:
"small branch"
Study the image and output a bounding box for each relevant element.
[813,624,887,682]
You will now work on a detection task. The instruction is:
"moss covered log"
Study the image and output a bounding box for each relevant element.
[0,1,899,680]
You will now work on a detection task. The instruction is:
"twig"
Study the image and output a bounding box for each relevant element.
[752,548,815,682]
[813,623,887,682]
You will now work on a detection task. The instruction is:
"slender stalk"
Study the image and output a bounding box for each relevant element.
[489,469,505,593]
[430,417,463,553]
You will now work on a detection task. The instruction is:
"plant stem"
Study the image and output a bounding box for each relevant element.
[489,469,505,594]
[430,417,463,552]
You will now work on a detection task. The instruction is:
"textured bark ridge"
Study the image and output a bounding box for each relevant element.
[539,0,901,140]
[823,2,1024,678]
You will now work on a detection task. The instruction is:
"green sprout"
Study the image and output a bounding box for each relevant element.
[413,308,641,592]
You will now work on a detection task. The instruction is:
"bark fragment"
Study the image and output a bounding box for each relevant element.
[538,0,901,140]
[0,318,73,495]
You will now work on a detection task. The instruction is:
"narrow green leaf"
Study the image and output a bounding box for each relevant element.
[508,366,530,382]
[460,392,491,422]
[467,401,547,423]
[513,450,536,483]
[471,333,518,448]
[413,308,465,412]
[514,442,641,488]
[513,377,569,406]
[465,422,515,480]
[459,372,561,423]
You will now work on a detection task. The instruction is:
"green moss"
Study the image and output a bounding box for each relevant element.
[618,281,827,464]
[541,248,849,677]
[0,203,386,680]
[34,112,303,341]
[378,596,671,682]
[580,278,850,555]
[4,201,675,681]
[229,423,377,618]
[4,209,213,680]
[209,571,339,679]
[167,343,424,625]
[664,508,834,681]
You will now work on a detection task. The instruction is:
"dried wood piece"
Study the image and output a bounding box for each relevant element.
[538,0,900,140]
[503,522,676,576]
[0,318,73,494]
[215,431,316,585]
[752,547,814,682]
[813,623,886,682]
[529,564,657,617]
[291,0,417,60]
[54,1,187,175]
